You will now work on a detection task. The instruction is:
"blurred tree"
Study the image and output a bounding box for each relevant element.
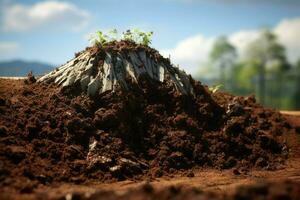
[244,29,290,105]
[209,36,237,89]
[230,61,257,95]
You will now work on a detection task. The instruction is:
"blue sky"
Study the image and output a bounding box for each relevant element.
[1,0,300,74]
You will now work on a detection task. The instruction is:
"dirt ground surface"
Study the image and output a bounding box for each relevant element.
[16,157,300,199]
[0,77,299,200]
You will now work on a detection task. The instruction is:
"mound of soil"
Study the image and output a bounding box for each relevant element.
[0,41,294,193]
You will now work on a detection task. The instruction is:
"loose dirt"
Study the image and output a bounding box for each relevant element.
[0,41,299,199]
[1,76,299,199]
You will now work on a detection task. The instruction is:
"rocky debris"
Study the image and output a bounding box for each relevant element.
[226,98,245,117]
[86,136,148,179]
[38,41,194,96]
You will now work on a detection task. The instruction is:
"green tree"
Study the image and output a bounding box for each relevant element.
[209,36,237,89]
[230,61,257,95]
[244,29,289,105]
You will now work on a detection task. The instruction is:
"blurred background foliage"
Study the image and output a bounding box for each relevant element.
[196,29,300,110]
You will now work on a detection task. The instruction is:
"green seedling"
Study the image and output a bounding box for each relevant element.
[209,84,223,93]
[129,28,153,46]
[90,29,154,47]
[89,31,108,46]
[139,31,154,46]
[122,30,134,42]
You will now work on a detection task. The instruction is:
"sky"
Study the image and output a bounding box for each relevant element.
[0,0,300,75]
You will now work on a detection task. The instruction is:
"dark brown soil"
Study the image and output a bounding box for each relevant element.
[0,41,298,198]
[284,113,300,134]
[83,40,170,65]
[0,74,294,195]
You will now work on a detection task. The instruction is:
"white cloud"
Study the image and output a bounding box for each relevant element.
[160,31,261,75]
[161,35,215,74]
[0,41,19,53]
[228,30,260,58]
[1,1,90,32]
[161,17,300,75]
[274,18,300,62]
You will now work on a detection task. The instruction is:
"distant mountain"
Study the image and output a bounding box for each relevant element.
[0,60,55,77]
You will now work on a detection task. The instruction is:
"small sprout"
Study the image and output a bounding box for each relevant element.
[209,84,223,93]
[89,29,154,47]
[128,28,153,46]
[89,31,108,46]
[96,31,108,45]
[122,30,134,42]
[138,31,153,46]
